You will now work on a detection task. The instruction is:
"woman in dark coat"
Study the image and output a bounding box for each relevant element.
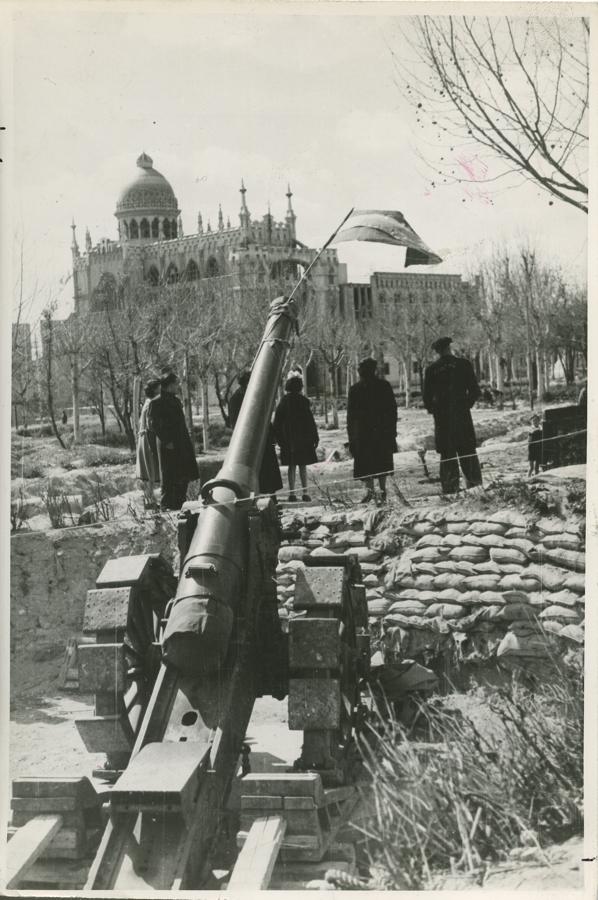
[228,371,283,498]
[148,371,200,510]
[273,375,319,502]
[136,378,161,508]
[347,357,397,503]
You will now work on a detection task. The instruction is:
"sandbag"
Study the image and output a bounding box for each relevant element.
[463,574,501,591]
[469,521,508,537]
[505,527,537,541]
[464,534,506,549]
[499,574,538,593]
[488,509,527,529]
[435,560,460,572]
[542,620,565,637]
[368,598,392,617]
[412,521,437,536]
[502,590,531,605]
[412,547,446,563]
[388,599,428,616]
[445,521,470,535]
[475,561,502,575]
[416,533,444,549]
[456,607,486,630]
[453,561,477,576]
[411,575,436,592]
[535,517,566,535]
[483,604,507,620]
[479,591,507,606]
[279,546,310,562]
[442,534,466,548]
[563,572,585,594]
[539,605,581,624]
[497,632,550,658]
[529,546,585,573]
[503,537,535,555]
[345,546,382,563]
[496,602,537,622]
[425,602,467,619]
[541,533,582,551]
[433,573,464,590]
[385,613,428,629]
[490,547,528,566]
[548,589,580,609]
[499,563,527,575]
[559,624,584,644]
[526,564,566,591]
[389,574,418,590]
[437,588,463,603]
[527,591,549,608]
[450,546,488,563]
[413,562,438,576]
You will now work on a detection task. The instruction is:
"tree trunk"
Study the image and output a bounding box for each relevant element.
[495,353,504,393]
[402,359,411,408]
[43,314,66,449]
[329,367,339,430]
[132,375,142,439]
[98,382,106,436]
[201,378,210,452]
[510,356,518,382]
[183,351,195,445]
[322,367,329,425]
[71,352,81,444]
[535,348,546,401]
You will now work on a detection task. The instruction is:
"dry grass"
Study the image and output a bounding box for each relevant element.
[359,654,583,889]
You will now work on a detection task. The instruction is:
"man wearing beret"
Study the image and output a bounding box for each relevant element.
[423,337,482,494]
[148,370,200,510]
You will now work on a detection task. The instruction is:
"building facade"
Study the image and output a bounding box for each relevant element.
[71,152,346,318]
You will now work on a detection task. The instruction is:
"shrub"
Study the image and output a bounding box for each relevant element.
[40,486,79,529]
[359,655,583,889]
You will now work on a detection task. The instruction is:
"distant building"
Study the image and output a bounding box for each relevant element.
[71,152,346,319]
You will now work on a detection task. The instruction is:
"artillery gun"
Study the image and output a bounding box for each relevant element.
[6,296,370,891]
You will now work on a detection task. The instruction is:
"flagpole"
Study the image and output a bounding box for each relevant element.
[287,207,355,302]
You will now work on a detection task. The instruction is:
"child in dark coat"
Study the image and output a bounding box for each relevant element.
[528,414,543,476]
[273,375,319,502]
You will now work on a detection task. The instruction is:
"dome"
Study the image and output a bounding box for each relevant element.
[115,153,179,216]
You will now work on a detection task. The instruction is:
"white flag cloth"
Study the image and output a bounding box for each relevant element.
[333,209,442,267]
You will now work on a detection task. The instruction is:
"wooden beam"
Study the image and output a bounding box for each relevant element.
[228,816,286,891]
[5,814,63,888]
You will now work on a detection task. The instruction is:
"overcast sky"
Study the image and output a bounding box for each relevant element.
[7,3,589,325]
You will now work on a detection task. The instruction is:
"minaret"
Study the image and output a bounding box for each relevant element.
[85,227,92,252]
[266,200,273,243]
[239,179,251,234]
[285,184,296,242]
[207,220,212,233]
[218,204,224,231]
[226,216,231,230]
[197,211,203,234]
[178,214,184,237]
[70,220,80,259]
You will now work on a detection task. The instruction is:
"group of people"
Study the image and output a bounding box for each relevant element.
[136,370,199,510]
[136,336,494,510]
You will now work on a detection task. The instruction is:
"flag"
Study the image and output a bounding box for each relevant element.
[333,209,442,267]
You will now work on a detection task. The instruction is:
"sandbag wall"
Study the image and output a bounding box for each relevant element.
[276,506,584,684]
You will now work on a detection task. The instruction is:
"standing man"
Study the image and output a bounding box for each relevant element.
[229,371,283,499]
[149,371,200,510]
[347,357,398,504]
[423,336,482,494]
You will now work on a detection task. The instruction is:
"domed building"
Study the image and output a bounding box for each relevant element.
[71,151,345,317]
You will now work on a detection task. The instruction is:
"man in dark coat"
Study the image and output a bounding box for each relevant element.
[347,357,398,503]
[228,371,283,498]
[423,337,482,494]
[148,371,200,510]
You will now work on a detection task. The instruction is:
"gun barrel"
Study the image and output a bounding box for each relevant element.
[162,297,296,674]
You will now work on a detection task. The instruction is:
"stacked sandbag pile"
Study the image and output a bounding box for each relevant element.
[276,505,584,675]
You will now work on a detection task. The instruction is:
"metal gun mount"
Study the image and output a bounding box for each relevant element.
[8,296,370,891]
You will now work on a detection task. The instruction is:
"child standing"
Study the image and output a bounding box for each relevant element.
[528,413,543,476]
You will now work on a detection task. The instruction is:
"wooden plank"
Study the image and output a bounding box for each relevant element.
[11,796,78,813]
[12,810,85,830]
[12,776,98,805]
[9,859,89,887]
[283,796,316,810]
[5,814,63,888]
[75,715,133,753]
[289,618,340,669]
[96,554,156,587]
[78,643,126,693]
[228,816,286,891]
[240,773,324,805]
[240,795,283,810]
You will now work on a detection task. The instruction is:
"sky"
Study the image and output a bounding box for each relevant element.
[5,3,590,327]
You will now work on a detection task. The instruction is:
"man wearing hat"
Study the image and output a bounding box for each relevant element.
[423,337,482,494]
[347,357,398,503]
[148,370,200,510]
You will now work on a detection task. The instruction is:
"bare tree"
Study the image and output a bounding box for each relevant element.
[41,307,67,449]
[395,16,588,213]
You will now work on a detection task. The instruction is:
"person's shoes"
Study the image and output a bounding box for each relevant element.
[302,493,311,502]
[288,492,297,503]
[378,490,388,504]
[360,490,374,503]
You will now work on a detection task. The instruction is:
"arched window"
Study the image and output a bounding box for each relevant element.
[165,263,179,284]
[123,221,129,239]
[163,219,171,239]
[185,260,200,282]
[147,266,160,286]
[171,219,178,238]
[140,218,150,238]
[206,256,219,277]
[130,219,139,239]
[151,218,159,238]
